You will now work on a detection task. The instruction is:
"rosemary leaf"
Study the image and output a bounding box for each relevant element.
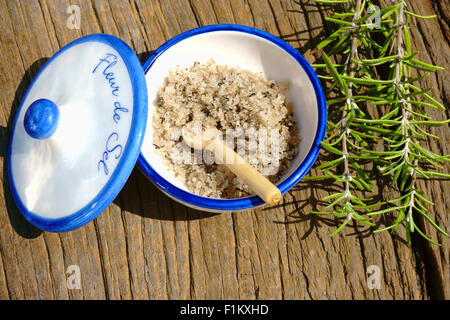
[404,10,437,19]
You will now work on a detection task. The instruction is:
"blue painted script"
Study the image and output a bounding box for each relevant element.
[113,101,129,124]
[93,53,120,96]
[98,132,123,175]
[94,53,130,175]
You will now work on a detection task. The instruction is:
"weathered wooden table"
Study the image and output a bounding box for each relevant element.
[0,0,448,300]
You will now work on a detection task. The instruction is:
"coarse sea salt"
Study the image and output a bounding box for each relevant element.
[152,59,299,199]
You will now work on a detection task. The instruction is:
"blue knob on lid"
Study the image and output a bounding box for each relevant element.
[24,98,60,139]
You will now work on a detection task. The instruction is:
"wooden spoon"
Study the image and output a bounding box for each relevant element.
[182,122,282,205]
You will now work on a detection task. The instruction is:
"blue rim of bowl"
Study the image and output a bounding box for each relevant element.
[138,24,327,211]
[8,34,148,232]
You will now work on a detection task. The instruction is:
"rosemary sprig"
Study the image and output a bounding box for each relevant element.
[307,0,391,233]
[366,0,449,245]
[310,0,449,244]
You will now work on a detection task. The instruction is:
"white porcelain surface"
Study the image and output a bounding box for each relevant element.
[10,42,134,218]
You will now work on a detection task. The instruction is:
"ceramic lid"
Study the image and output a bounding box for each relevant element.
[8,34,148,232]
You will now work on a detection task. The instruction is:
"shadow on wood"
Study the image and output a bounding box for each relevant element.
[137,50,154,65]
[113,167,220,221]
[2,58,49,239]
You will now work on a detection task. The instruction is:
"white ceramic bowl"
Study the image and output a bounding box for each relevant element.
[138,24,326,212]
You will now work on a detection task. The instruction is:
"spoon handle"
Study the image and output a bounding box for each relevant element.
[206,138,282,205]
